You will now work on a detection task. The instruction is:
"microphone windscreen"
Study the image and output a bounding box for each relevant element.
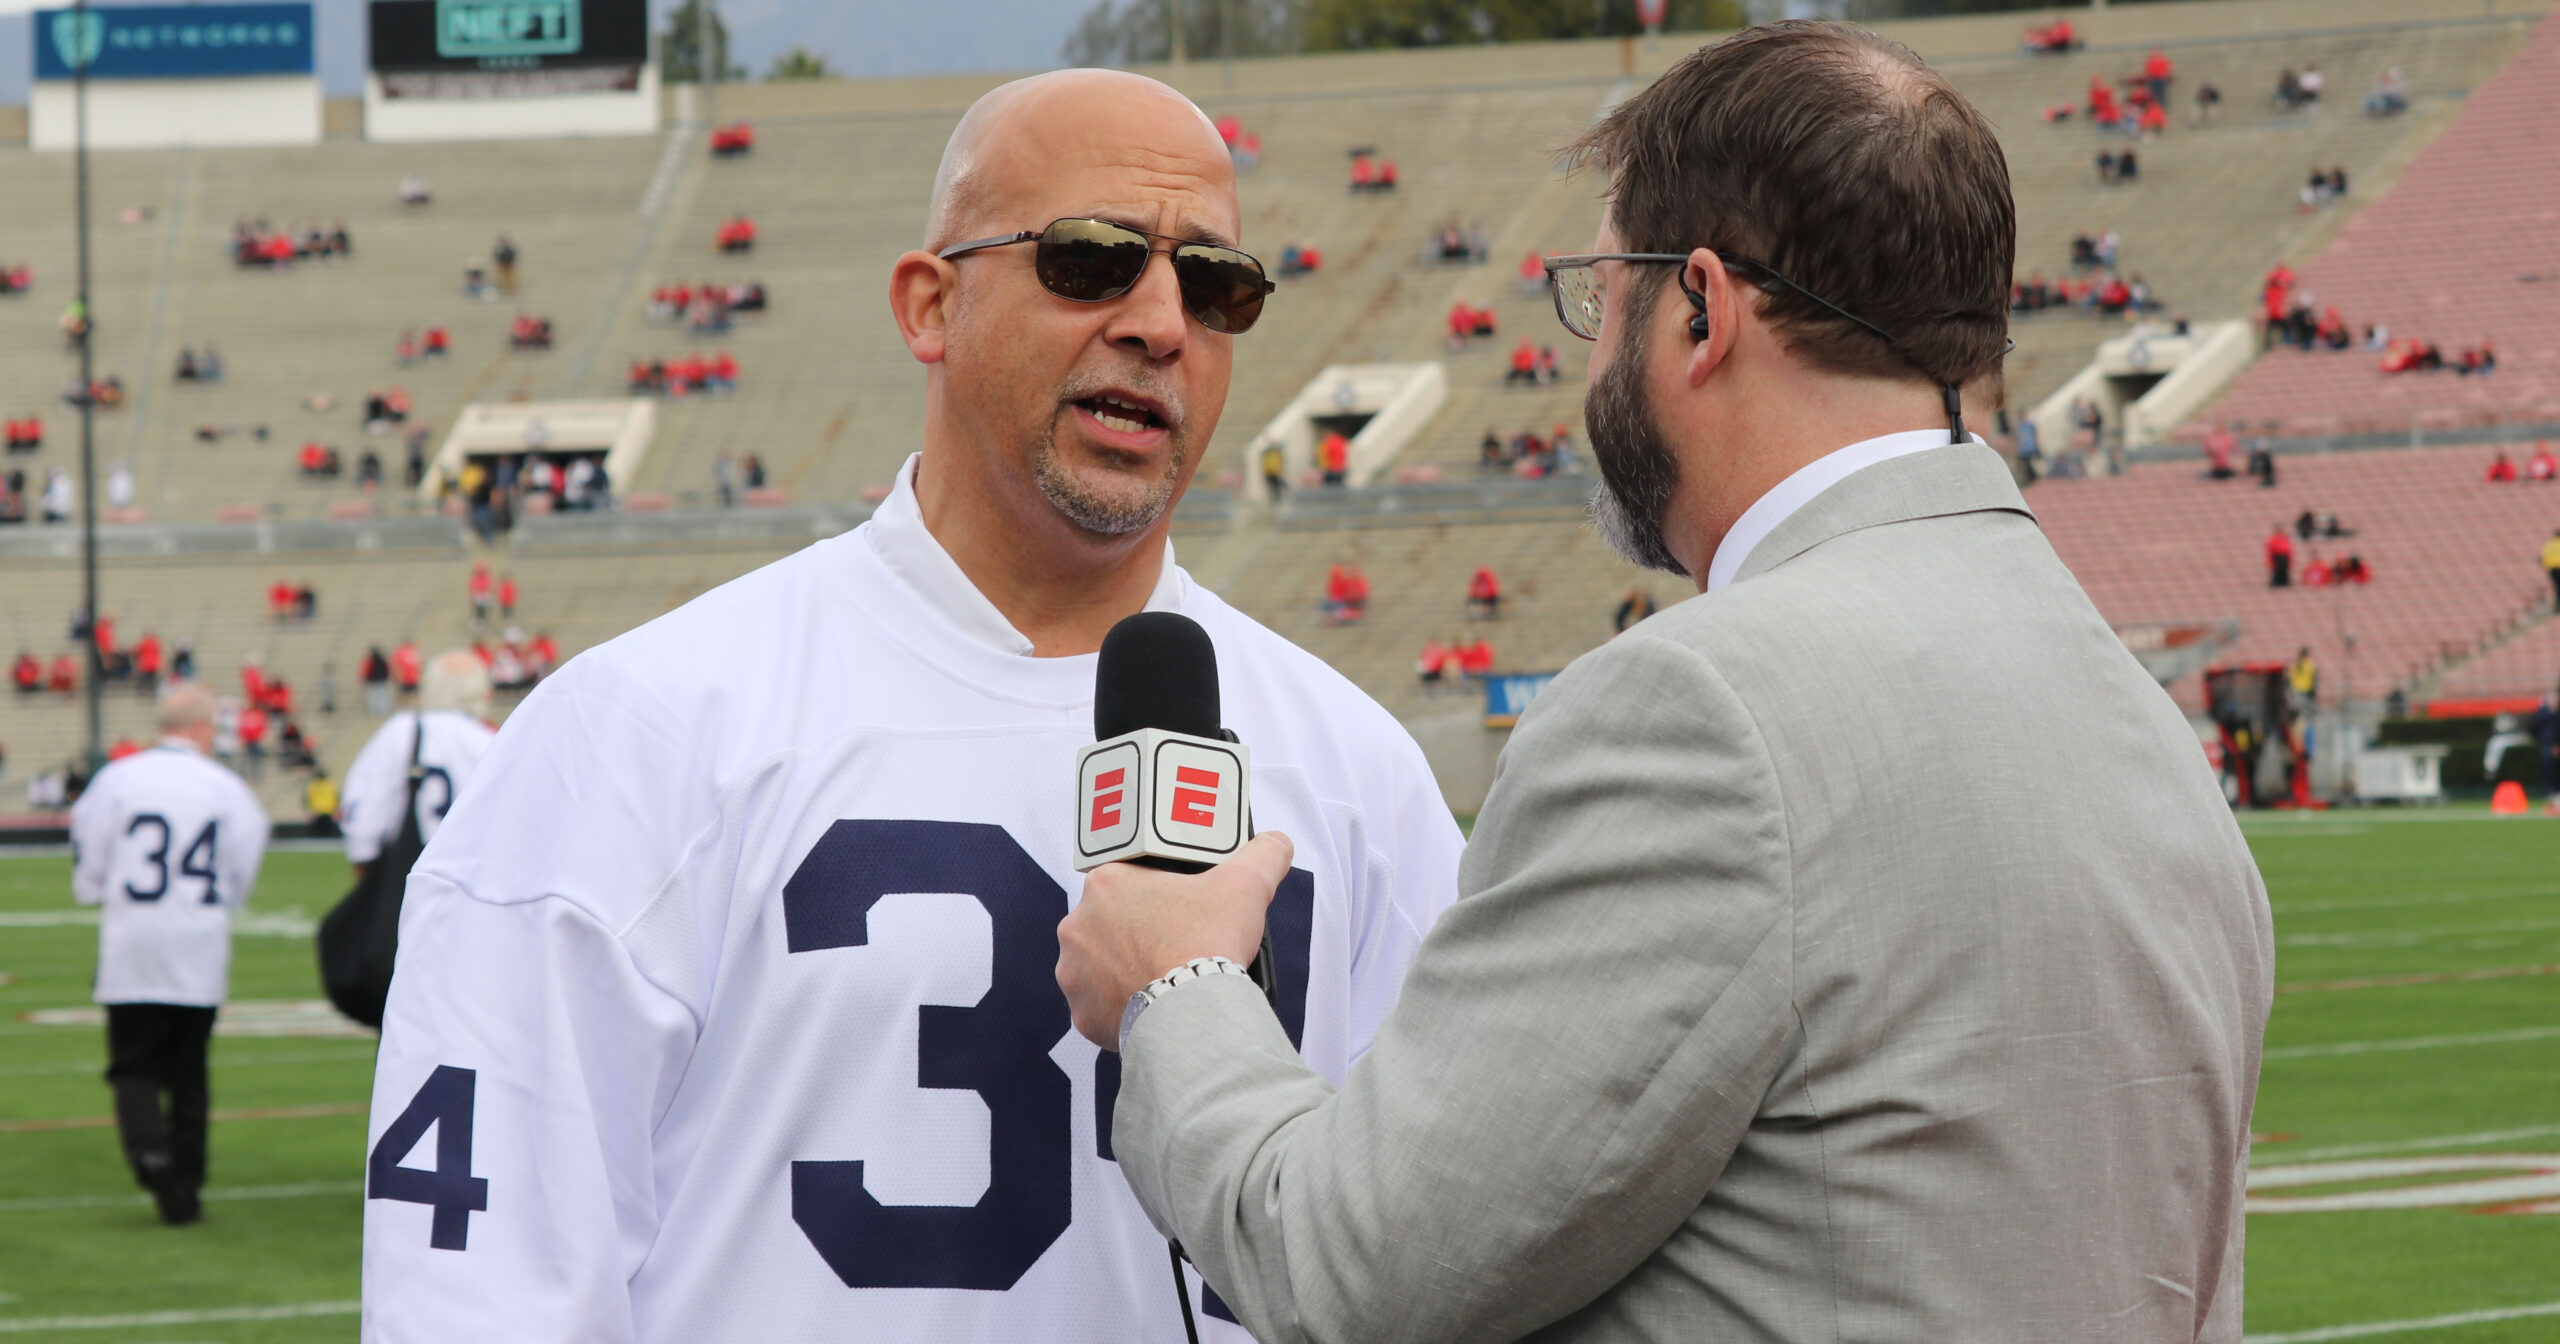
[1094,612,1221,742]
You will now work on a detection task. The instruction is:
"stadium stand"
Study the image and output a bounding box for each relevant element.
[9,0,2560,818]
[2030,444,2560,713]
[2190,9,2560,443]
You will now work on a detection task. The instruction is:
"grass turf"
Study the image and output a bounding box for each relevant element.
[0,814,2552,1341]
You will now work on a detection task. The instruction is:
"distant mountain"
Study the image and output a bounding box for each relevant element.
[0,0,1092,105]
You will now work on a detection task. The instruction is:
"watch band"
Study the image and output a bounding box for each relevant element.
[1120,956,1251,1053]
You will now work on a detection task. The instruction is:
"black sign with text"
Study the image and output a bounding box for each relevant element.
[368,0,647,74]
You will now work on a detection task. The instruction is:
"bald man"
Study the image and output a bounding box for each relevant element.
[363,71,1461,1342]
[71,682,271,1226]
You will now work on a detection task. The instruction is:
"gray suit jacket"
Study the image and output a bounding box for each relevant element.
[1118,443,2273,1343]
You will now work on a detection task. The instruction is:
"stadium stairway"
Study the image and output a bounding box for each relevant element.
[2028,444,2560,714]
[2190,9,2560,442]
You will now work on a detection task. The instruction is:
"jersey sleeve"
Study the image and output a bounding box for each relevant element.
[364,657,710,1340]
[67,774,114,906]
[223,780,270,910]
[339,717,402,865]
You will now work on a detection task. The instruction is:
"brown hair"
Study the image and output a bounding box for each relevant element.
[1569,21,2014,399]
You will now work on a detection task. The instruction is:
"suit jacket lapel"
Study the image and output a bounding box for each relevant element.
[1728,443,2037,587]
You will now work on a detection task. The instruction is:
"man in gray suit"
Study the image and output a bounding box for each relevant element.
[1058,21,2272,1343]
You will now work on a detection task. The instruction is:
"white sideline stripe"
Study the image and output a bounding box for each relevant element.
[0,1044,375,1077]
[2254,1124,2560,1166]
[2245,1299,2560,1342]
[0,1300,359,1332]
[0,1180,359,1213]
[2264,1024,2560,1059]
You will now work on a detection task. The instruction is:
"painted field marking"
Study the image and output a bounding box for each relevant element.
[2245,1154,2560,1213]
[2254,1124,2560,1166]
[2244,1299,2560,1342]
[2279,917,2560,949]
[0,1300,359,1333]
[2276,887,2552,916]
[0,910,312,937]
[2276,963,2560,994]
[0,1045,377,1078]
[16,1000,373,1038]
[0,1102,364,1134]
[2264,1024,2560,1059]
[0,1180,359,1214]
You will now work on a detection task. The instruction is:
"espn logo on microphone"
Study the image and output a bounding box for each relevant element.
[1073,729,1250,871]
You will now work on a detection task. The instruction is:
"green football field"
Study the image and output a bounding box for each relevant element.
[0,816,2554,1342]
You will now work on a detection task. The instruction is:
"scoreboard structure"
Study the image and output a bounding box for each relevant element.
[365,0,658,142]
[27,3,322,150]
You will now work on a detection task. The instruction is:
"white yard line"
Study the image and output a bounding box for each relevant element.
[0,1300,359,1332]
[2254,1124,2560,1166]
[0,1180,359,1214]
[2275,888,2551,916]
[2245,1299,2560,1342]
[2277,917,2560,948]
[0,1045,375,1078]
[2263,1024,2560,1059]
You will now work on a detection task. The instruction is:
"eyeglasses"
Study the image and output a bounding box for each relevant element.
[939,218,1276,335]
[1541,252,1901,347]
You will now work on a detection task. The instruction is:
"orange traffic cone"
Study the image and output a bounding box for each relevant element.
[2490,780,2529,815]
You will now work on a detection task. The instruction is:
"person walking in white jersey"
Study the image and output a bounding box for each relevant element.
[336,650,497,885]
[362,69,1462,1342]
[70,682,271,1226]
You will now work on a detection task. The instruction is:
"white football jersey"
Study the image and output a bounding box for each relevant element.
[362,463,1464,1343]
[338,709,498,864]
[70,738,270,1007]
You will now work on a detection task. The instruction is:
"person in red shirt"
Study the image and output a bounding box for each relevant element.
[2143,48,2174,106]
[2203,426,2239,479]
[498,574,519,619]
[92,615,115,659]
[48,653,77,695]
[2300,552,2331,587]
[1322,563,1369,624]
[469,562,493,623]
[424,325,450,358]
[1467,566,1502,619]
[134,632,162,690]
[2486,450,2519,484]
[1456,637,1494,677]
[1319,431,1350,486]
[710,350,739,391]
[14,652,41,693]
[238,703,270,777]
[241,659,268,703]
[2527,442,2559,482]
[1416,638,1451,685]
[1506,339,1538,386]
[393,639,423,693]
[527,630,560,677]
[2266,526,2295,588]
[2137,101,2168,138]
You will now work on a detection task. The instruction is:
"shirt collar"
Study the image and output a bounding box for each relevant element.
[1705,429,1984,593]
[155,736,205,756]
[865,452,1185,657]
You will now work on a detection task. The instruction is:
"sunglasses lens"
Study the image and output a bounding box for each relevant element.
[1172,246,1270,334]
[1036,219,1151,302]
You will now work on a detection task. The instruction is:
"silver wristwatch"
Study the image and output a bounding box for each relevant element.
[1119,956,1251,1052]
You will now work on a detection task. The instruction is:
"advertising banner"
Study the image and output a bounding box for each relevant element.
[370,0,648,98]
[33,3,315,81]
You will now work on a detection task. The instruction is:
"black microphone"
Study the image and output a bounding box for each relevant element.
[1075,612,1276,998]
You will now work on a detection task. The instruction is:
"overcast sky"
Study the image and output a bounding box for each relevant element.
[0,0,1102,102]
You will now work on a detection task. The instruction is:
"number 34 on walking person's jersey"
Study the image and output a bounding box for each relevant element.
[360,510,1462,1344]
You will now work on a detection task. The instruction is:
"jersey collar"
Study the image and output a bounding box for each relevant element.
[865,452,1185,657]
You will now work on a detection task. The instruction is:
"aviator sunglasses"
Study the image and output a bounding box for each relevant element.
[938,217,1276,335]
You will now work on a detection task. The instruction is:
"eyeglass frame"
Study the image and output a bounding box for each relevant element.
[1540,251,2012,445]
[937,217,1277,334]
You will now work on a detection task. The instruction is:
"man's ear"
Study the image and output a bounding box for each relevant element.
[889,251,956,365]
[1682,248,1740,389]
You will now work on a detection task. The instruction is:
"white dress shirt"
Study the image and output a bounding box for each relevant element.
[868,452,1185,654]
[1705,429,1984,592]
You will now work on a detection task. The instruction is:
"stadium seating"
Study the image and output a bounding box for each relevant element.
[2191,10,2560,441]
[2030,444,2560,714]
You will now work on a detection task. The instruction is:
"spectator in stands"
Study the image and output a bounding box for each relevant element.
[1278,243,1321,279]
[1455,637,1494,679]
[469,562,494,627]
[2136,100,2167,140]
[1255,440,1284,502]
[2250,440,2279,488]
[2021,18,2075,53]
[2113,146,2138,183]
[2095,149,2117,186]
[362,645,392,716]
[2202,425,2239,480]
[2543,529,2560,611]
[49,652,77,696]
[2288,648,2318,708]
[13,651,40,693]
[494,235,519,292]
[238,703,269,779]
[2298,64,2326,105]
[393,639,421,697]
[2275,68,2308,111]
[41,466,72,523]
[2365,68,2409,118]
[2299,552,2331,588]
[2486,450,2519,484]
[1416,638,1451,688]
[175,347,199,381]
[1506,340,1538,386]
[1318,430,1349,487]
[508,313,554,351]
[2526,442,2559,483]
[1467,566,1502,620]
[499,575,518,620]
[463,265,491,300]
[2142,49,2173,107]
[711,122,755,157]
[399,172,431,206]
[1321,564,1369,625]
[2266,526,2294,588]
[717,216,758,253]
[2456,341,2496,376]
[2193,80,2222,125]
[133,633,161,693]
[198,347,222,383]
[2335,554,2369,585]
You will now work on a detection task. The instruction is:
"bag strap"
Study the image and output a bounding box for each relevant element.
[402,711,427,806]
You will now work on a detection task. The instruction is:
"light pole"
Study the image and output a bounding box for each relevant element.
[74,0,103,770]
